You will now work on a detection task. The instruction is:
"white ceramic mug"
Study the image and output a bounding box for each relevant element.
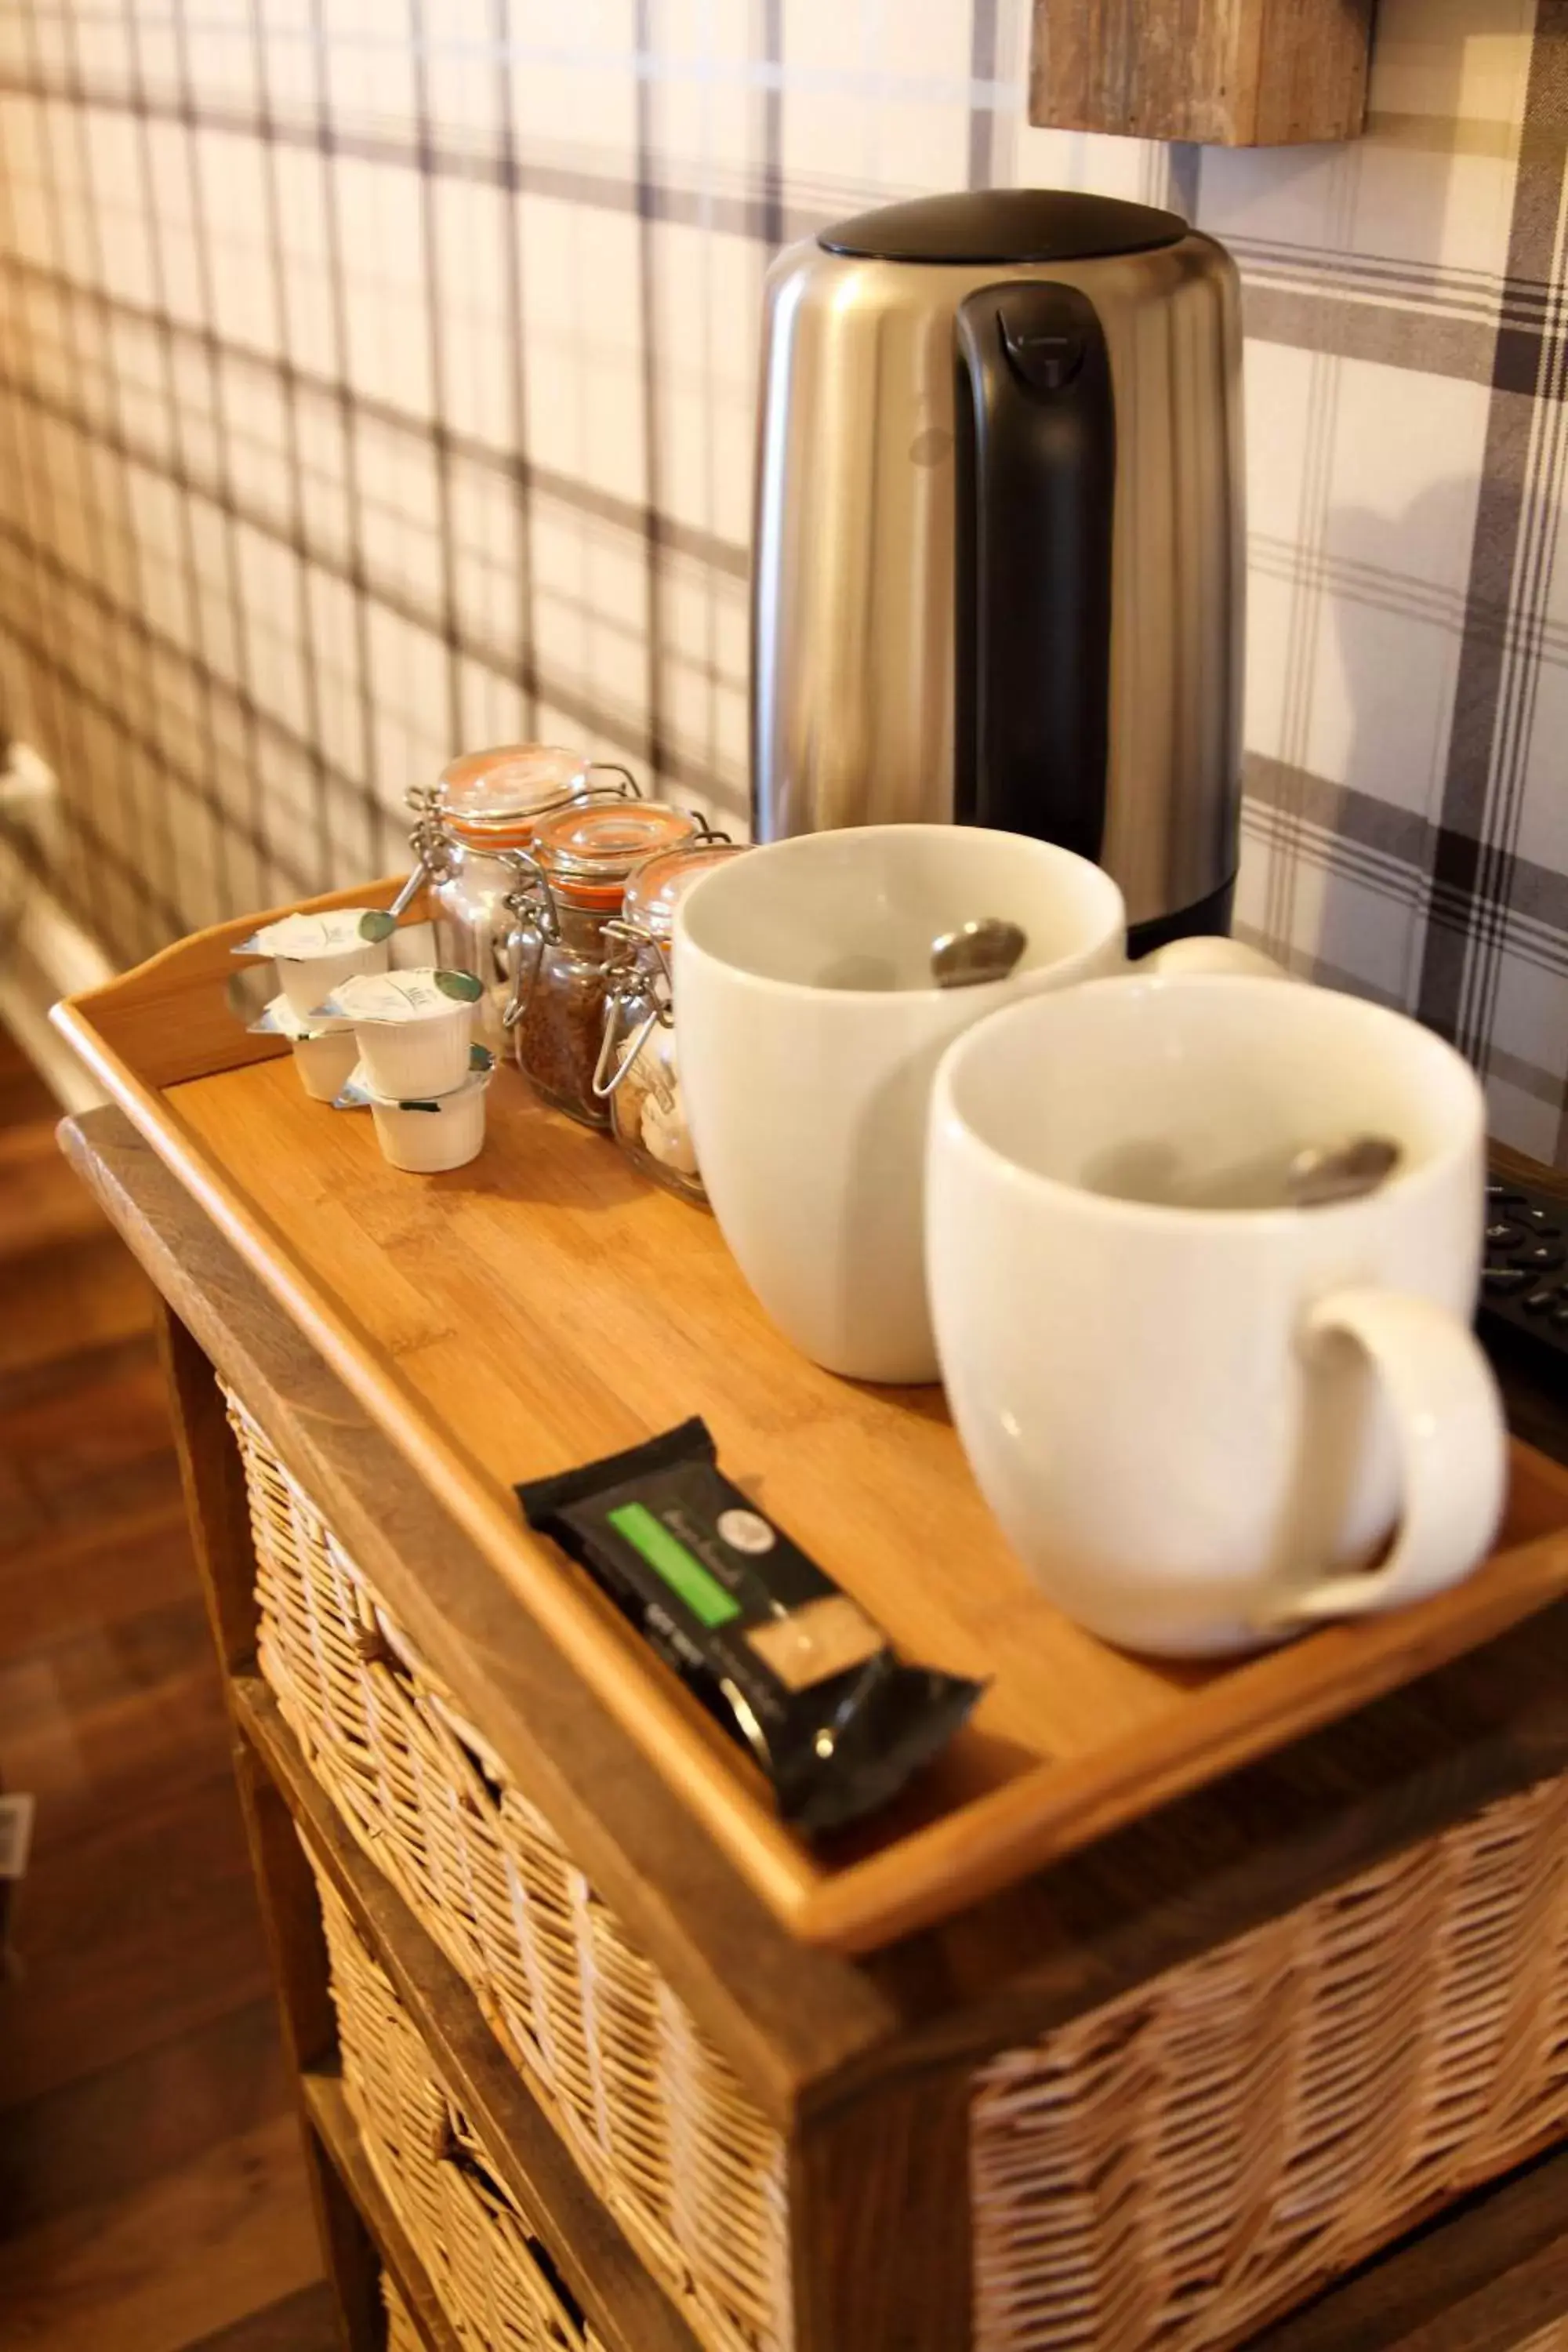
[927,973,1507,1656]
[672,825,1272,1382]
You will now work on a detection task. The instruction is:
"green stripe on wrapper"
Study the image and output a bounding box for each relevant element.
[607,1503,741,1628]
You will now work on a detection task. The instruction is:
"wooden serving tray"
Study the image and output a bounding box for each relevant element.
[54,878,1568,1955]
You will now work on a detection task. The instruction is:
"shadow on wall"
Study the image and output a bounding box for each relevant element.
[1246,441,1568,1157]
[1215,0,1552,1103]
[1243,469,1494,1016]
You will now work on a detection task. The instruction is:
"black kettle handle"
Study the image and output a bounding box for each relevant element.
[953,281,1116,861]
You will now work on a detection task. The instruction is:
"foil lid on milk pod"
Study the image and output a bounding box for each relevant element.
[315,967,484,1024]
[233,908,397,957]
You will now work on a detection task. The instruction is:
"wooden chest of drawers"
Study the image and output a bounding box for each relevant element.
[61,1105,1568,2352]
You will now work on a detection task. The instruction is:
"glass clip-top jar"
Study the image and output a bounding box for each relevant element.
[503,800,725,1129]
[403,743,639,1047]
[593,843,748,1203]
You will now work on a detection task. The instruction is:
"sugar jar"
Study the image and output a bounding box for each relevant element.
[408,744,638,1047]
[593,844,747,1203]
[506,800,717,1128]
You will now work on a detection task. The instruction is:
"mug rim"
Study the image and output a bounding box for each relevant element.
[673,822,1126,1006]
[931,971,1486,1229]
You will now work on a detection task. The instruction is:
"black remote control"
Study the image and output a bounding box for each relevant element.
[1481,1173,1568,1369]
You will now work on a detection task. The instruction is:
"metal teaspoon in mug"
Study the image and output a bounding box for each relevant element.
[1284,1134,1403,1208]
[930,918,1029,989]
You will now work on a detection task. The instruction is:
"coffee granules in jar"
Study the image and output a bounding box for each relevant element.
[510,798,707,1127]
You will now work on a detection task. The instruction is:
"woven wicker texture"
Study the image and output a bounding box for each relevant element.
[225,1389,792,2352]
[971,1773,1568,2351]
[383,2274,424,2352]
[230,1378,1568,2352]
[313,1856,606,2352]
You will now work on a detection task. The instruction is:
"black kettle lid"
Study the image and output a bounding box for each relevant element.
[818,189,1187,264]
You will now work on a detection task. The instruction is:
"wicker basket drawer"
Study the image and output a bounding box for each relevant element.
[228,1388,789,2352]
[315,1851,607,2352]
[230,1382,1568,2352]
[971,1773,1568,2350]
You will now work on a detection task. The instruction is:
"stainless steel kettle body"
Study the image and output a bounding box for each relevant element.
[750,190,1244,945]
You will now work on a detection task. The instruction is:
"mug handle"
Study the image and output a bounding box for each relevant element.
[1258,1287,1507,1628]
[1139,936,1287,979]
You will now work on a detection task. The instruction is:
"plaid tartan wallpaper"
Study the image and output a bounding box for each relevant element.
[0,1,1565,1151]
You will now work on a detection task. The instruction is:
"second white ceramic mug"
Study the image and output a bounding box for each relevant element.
[672,824,1274,1382]
[927,974,1506,1655]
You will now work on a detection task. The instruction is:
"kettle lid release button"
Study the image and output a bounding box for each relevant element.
[999,318,1085,394]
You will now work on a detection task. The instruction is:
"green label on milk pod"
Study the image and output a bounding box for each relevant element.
[606,1503,741,1628]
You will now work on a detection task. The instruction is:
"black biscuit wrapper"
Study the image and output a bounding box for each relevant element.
[517,1417,984,1835]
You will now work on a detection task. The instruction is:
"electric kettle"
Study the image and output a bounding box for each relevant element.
[750,189,1244,949]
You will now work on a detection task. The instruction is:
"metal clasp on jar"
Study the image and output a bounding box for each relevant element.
[499,850,554,1033]
[583,761,641,800]
[394,782,539,919]
[592,918,672,1099]
[396,783,456,907]
[385,790,442,917]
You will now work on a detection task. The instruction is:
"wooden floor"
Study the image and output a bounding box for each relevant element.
[0,1031,335,2350]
